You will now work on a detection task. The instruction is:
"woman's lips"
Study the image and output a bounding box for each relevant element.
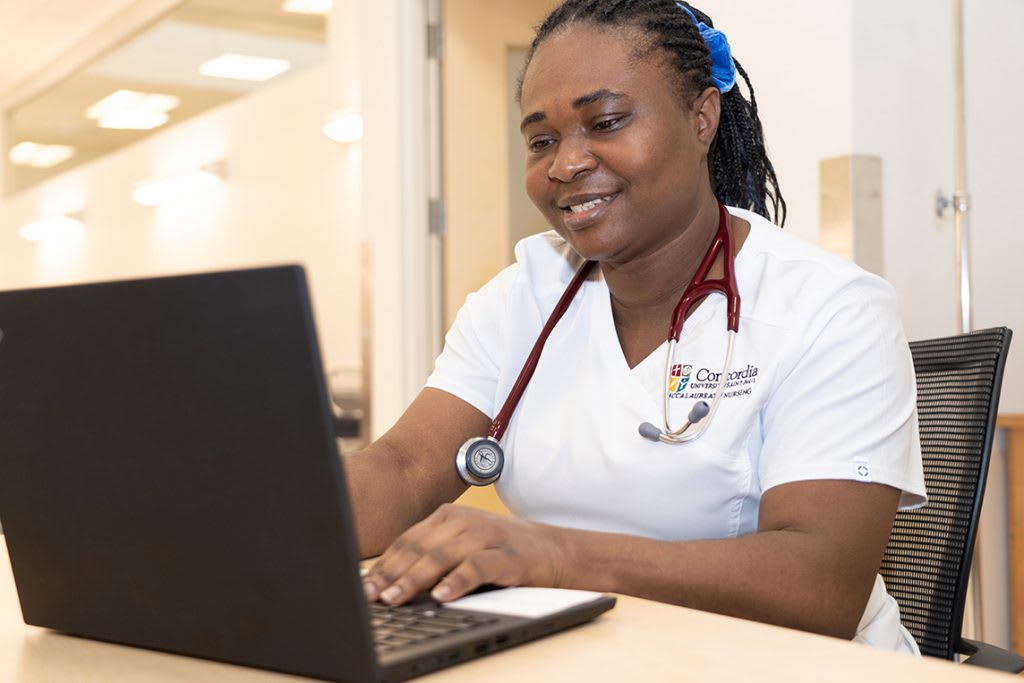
[560,192,619,230]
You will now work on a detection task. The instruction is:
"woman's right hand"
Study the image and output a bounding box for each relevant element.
[362,503,569,605]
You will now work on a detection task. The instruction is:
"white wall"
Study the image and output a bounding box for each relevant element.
[0,37,362,378]
[707,1,853,244]
[852,0,1024,393]
[961,0,1024,411]
[709,0,1024,415]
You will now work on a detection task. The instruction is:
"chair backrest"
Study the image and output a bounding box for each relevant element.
[880,327,1012,659]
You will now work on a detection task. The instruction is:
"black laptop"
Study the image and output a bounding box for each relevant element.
[0,265,614,682]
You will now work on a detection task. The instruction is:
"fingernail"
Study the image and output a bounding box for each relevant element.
[431,584,451,601]
[363,581,377,601]
[380,585,402,603]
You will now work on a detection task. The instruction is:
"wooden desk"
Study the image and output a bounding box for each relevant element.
[0,548,1010,682]
[999,414,1024,654]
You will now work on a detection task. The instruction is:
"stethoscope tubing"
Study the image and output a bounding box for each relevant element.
[458,201,741,487]
[487,259,597,442]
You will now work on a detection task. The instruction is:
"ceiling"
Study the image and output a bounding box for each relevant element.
[0,0,141,101]
[1,0,327,195]
[173,0,327,41]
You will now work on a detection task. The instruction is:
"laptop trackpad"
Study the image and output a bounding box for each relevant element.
[444,587,607,618]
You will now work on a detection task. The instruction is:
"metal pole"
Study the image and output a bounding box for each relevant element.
[951,0,983,643]
[952,0,972,334]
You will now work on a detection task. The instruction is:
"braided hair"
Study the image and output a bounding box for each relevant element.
[520,0,786,226]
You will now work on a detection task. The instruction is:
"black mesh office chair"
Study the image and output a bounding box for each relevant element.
[880,326,1023,671]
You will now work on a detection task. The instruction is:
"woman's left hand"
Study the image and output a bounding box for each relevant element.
[362,503,568,605]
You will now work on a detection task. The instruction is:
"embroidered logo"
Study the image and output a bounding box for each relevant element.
[667,362,760,400]
[668,363,693,396]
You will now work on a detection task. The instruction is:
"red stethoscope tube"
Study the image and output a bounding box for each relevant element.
[670,201,740,339]
[487,259,597,441]
[457,202,739,485]
[487,201,739,442]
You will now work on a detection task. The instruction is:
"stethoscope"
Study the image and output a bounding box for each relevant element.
[456,202,740,486]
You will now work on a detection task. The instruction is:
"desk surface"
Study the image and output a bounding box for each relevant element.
[0,547,1010,683]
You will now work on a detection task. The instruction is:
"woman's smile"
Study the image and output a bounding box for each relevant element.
[559,191,621,230]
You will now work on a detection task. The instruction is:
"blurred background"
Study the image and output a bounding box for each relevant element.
[0,0,1021,653]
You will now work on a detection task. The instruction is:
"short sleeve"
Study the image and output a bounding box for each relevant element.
[424,265,520,420]
[758,280,927,510]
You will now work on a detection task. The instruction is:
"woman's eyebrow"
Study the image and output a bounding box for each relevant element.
[520,111,546,132]
[520,89,628,132]
[571,89,626,109]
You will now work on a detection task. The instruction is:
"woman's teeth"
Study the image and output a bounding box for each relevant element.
[568,194,615,213]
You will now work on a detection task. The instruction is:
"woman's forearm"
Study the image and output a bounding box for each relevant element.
[343,388,491,557]
[552,524,870,639]
[360,478,898,640]
[343,443,438,558]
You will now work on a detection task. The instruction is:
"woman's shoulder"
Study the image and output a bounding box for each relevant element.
[734,208,873,277]
[510,230,587,295]
[730,207,900,324]
[457,231,583,320]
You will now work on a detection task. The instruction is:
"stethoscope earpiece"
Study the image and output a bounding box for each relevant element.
[638,422,663,442]
[455,436,505,486]
[638,400,711,444]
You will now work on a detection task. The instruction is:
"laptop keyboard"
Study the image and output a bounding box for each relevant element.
[369,601,500,653]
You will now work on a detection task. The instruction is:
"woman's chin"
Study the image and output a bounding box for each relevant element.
[558,229,627,264]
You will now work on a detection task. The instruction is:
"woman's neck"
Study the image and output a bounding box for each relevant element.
[600,200,749,368]
[602,198,722,318]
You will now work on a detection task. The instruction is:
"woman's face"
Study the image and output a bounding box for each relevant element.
[520,23,718,263]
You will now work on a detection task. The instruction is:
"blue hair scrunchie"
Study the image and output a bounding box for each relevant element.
[675,2,737,94]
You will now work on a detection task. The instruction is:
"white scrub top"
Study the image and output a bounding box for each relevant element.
[426,207,928,653]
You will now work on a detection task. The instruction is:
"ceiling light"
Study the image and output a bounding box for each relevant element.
[199,54,291,82]
[97,110,170,130]
[20,215,85,242]
[133,164,225,207]
[323,109,363,143]
[282,0,332,14]
[9,142,76,168]
[85,90,180,130]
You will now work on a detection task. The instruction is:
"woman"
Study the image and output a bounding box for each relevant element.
[349,0,926,653]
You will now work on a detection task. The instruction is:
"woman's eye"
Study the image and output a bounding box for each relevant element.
[528,137,554,153]
[594,117,623,131]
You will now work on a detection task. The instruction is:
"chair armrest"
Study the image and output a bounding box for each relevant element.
[957,638,1024,673]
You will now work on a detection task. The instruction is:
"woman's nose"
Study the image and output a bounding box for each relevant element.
[547,136,597,182]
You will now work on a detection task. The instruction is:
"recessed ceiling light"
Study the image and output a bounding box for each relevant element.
[85,90,180,130]
[9,142,76,168]
[282,0,332,15]
[96,110,170,130]
[199,54,291,82]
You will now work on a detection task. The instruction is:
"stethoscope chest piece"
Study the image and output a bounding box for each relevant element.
[455,436,504,486]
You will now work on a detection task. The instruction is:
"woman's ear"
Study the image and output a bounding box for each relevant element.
[693,86,721,150]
